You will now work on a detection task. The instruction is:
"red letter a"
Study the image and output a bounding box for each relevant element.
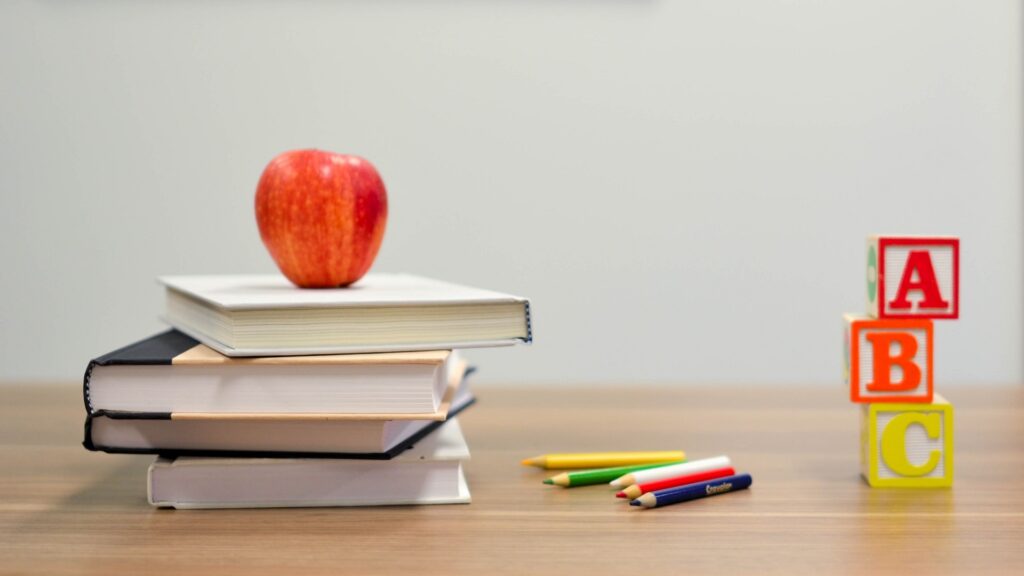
[890,251,948,310]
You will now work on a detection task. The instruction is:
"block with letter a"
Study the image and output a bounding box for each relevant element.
[844,314,933,404]
[860,394,953,487]
[866,236,959,319]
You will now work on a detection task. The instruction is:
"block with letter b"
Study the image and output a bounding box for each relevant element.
[844,314,933,403]
[866,236,959,319]
[860,394,953,488]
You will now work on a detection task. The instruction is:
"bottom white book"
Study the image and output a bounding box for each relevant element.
[148,419,471,509]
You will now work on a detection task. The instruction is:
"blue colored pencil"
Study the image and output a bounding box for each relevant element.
[629,473,752,508]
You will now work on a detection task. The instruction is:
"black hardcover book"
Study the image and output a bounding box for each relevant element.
[82,330,475,460]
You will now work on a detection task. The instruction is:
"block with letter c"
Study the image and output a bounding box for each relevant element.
[860,395,953,488]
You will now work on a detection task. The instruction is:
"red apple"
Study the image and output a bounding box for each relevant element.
[255,149,388,288]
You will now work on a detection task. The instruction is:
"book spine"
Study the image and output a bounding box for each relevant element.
[82,409,174,452]
[82,360,97,414]
[524,300,533,344]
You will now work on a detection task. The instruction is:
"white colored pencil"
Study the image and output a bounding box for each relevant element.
[609,455,732,488]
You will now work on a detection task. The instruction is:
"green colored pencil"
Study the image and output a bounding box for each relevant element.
[542,460,685,487]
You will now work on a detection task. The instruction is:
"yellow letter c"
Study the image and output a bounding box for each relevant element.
[881,413,941,477]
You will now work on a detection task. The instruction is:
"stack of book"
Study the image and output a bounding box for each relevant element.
[82,273,531,508]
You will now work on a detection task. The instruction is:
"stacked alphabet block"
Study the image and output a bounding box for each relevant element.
[844,236,959,488]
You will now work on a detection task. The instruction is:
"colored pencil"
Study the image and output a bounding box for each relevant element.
[543,461,685,487]
[630,473,752,509]
[521,451,685,470]
[609,455,731,488]
[616,466,735,499]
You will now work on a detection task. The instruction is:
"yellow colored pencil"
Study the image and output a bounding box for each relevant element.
[520,451,685,470]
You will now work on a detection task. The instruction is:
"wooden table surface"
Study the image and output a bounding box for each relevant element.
[1,383,1023,575]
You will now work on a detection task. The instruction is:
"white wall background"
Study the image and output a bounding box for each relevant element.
[1,0,1020,385]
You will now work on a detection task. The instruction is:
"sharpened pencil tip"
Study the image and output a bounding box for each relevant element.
[542,479,553,485]
[629,500,641,506]
[615,492,626,498]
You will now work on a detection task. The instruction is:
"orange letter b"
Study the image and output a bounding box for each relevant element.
[865,332,920,392]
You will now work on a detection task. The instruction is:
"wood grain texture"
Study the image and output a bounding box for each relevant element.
[1,383,1022,575]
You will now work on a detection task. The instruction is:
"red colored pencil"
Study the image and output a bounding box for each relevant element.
[616,466,735,500]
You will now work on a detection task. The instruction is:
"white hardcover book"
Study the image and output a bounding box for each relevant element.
[159,273,532,357]
[148,420,472,509]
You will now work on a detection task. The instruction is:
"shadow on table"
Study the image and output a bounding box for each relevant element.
[58,458,151,509]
